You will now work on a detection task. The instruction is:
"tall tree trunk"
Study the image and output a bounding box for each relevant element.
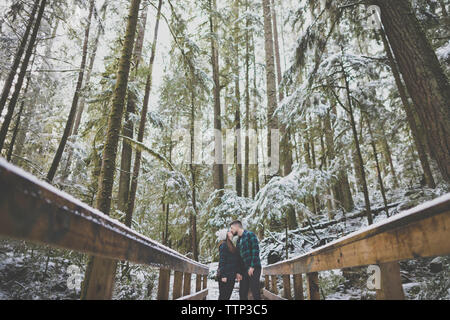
[271,0,292,178]
[0,0,47,152]
[374,0,450,182]
[62,2,109,180]
[0,0,39,117]
[13,13,59,164]
[7,49,36,161]
[320,123,334,220]
[252,33,260,197]
[210,0,225,193]
[46,0,94,182]
[126,0,162,226]
[324,108,354,212]
[378,27,435,188]
[117,6,148,216]
[262,0,279,177]
[338,61,372,224]
[380,130,399,188]
[244,0,250,198]
[80,0,142,300]
[366,116,390,217]
[190,90,198,260]
[233,0,242,196]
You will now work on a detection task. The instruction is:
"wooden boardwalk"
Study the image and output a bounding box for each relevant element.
[1,158,449,300]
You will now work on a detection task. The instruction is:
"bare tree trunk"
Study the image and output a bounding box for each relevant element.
[324,108,354,211]
[118,6,148,216]
[0,0,47,152]
[0,0,39,116]
[380,131,399,189]
[244,0,250,198]
[271,0,292,179]
[210,0,225,193]
[262,0,279,177]
[341,67,372,225]
[233,0,242,197]
[81,0,142,300]
[252,33,260,196]
[6,49,36,161]
[46,0,94,182]
[62,2,109,180]
[374,0,450,182]
[379,27,435,188]
[126,0,162,226]
[366,116,390,217]
[190,90,198,260]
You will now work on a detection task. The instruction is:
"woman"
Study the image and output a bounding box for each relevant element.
[216,229,242,300]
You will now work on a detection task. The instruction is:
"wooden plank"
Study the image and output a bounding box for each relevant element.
[262,288,287,300]
[157,268,171,300]
[293,273,304,300]
[83,256,117,299]
[183,272,192,296]
[0,159,209,275]
[264,275,270,289]
[282,275,292,300]
[172,271,183,300]
[196,274,202,292]
[202,275,207,290]
[306,272,320,300]
[376,262,405,300]
[177,288,208,300]
[270,275,278,294]
[263,194,450,275]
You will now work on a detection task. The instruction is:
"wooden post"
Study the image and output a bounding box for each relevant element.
[265,275,270,290]
[157,268,171,300]
[282,275,292,300]
[183,272,192,296]
[293,273,304,300]
[270,275,278,294]
[376,262,405,300]
[202,275,208,290]
[83,257,117,299]
[196,274,202,292]
[306,272,320,300]
[173,270,183,299]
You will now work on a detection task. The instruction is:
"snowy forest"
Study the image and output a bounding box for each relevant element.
[0,0,449,300]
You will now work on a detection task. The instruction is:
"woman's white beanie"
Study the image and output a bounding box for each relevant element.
[216,229,228,241]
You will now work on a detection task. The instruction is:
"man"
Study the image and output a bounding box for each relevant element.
[230,220,262,300]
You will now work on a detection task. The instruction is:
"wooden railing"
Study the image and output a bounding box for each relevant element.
[0,158,209,300]
[262,193,450,300]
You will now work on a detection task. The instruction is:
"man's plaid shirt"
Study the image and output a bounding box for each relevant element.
[237,230,261,271]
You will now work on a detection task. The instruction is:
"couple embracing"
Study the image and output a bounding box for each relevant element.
[216,220,261,300]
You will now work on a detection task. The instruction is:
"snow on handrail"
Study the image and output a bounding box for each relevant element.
[0,158,209,275]
[263,193,450,275]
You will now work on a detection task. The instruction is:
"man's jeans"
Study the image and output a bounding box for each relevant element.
[239,267,261,300]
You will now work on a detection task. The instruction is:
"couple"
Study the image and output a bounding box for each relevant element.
[216,220,261,300]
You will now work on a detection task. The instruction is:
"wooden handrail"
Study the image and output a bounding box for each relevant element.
[0,158,209,299]
[262,193,450,300]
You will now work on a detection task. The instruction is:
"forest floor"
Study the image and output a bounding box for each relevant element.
[0,186,449,300]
